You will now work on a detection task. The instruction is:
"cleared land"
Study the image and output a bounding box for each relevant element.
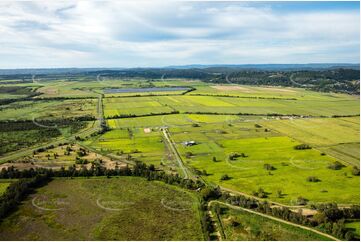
[261,117,360,166]
[170,121,359,205]
[0,177,203,240]
[103,95,359,118]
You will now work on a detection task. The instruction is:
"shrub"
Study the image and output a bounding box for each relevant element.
[220,174,231,181]
[294,144,311,150]
[307,176,320,182]
[327,161,345,170]
[296,196,308,205]
[263,163,275,171]
[352,166,360,176]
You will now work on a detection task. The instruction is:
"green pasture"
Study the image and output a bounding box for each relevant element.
[0,177,203,240]
[171,123,360,205]
[106,114,244,129]
[103,94,359,118]
[216,204,330,240]
[261,117,360,166]
[190,84,359,101]
[0,99,97,120]
[85,128,167,166]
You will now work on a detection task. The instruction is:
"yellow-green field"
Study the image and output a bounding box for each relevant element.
[261,117,360,166]
[103,94,359,118]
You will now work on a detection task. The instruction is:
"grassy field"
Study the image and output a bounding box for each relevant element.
[0,177,203,240]
[107,114,244,129]
[0,99,97,120]
[170,121,359,205]
[84,128,169,167]
[103,94,359,118]
[261,117,360,166]
[215,204,330,240]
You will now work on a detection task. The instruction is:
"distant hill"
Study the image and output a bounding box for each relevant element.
[0,63,359,75]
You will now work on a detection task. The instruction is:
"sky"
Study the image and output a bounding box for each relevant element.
[0,0,359,68]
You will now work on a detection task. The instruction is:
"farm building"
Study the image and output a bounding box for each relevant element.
[183,141,197,146]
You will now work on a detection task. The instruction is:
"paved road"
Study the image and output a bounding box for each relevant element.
[208,200,339,241]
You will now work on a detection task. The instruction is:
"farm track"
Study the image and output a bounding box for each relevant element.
[161,128,190,179]
[208,200,339,241]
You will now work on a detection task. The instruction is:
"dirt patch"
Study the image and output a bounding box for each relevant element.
[211,85,251,92]
[144,128,151,133]
[258,87,297,93]
[38,87,58,95]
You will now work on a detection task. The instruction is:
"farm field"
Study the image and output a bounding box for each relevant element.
[0,99,97,121]
[107,114,244,129]
[103,94,359,118]
[192,84,360,101]
[214,204,330,240]
[261,117,360,166]
[84,128,168,167]
[0,177,203,240]
[0,76,359,241]
[170,121,360,205]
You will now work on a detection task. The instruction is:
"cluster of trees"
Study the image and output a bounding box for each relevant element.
[0,161,204,190]
[294,144,312,150]
[0,174,50,220]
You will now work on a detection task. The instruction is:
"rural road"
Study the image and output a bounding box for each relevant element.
[208,200,339,241]
[161,128,190,179]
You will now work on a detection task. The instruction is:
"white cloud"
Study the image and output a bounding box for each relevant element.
[0,0,359,68]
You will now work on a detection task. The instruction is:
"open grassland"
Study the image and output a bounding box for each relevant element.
[0,177,203,240]
[103,94,359,118]
[103,96,175,117]
[170,122,359,205]
[192,84,359,101]
[84,128,168,167]
[216,204,330,240]
[0,99,97,121]
[107,114,244,129]
[261,117,360,166]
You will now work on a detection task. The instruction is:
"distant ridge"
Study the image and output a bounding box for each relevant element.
[0,63,359,75]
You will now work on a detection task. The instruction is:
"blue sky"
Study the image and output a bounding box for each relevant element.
[0,1,359,68]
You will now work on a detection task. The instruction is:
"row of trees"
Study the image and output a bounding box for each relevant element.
[0,174,50,220]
